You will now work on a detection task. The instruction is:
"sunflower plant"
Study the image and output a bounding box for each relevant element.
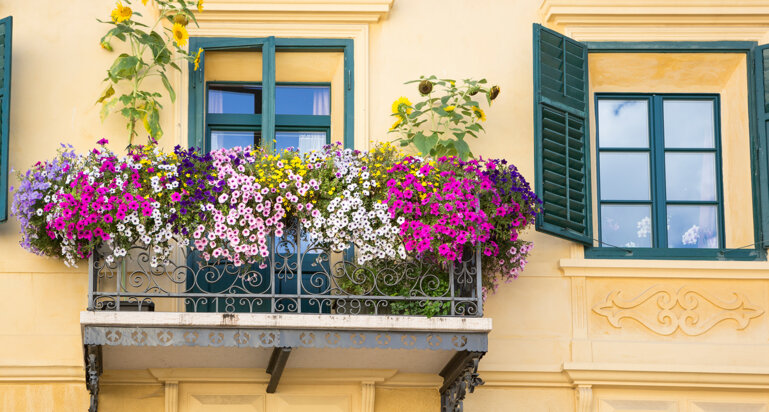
[389,75,500,160]
[97,0,204,144]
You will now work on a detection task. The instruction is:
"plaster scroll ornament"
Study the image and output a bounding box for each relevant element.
[592,285,764,336]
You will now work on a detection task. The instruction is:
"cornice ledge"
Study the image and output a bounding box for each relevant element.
[563,362,769,390]
[191,0,394,24]
[559,258,769,279]
[539,0,769,41]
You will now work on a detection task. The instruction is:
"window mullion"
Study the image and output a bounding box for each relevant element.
[651,95,668,248]
[262,36,276,152]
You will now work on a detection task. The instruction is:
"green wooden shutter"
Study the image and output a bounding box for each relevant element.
[0,17,11,222]
[533,24,592,244]
[752,44,769,247]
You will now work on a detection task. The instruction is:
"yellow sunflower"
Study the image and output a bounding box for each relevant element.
[111,2,132,23]
[197,0,204,12]
[390,117,403,130]
[471,106,486,122]
[444,105,456,112]
[172,23,189,47]
[193,48,203,70]
[391,96,413,115]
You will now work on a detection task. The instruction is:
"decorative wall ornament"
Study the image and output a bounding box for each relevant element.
[593,285,764,336]
[83,326,488,352]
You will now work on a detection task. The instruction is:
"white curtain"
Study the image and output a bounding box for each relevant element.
[312,88,330,115]
[298,132,325,154]
[208,90,224,113]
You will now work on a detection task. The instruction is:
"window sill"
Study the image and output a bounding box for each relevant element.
[584,247,766,261]
[561,252,769,279]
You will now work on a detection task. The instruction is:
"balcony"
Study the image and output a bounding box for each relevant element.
[80,229,490,411]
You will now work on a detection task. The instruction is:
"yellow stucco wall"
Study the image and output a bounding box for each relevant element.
[2,0,769,411]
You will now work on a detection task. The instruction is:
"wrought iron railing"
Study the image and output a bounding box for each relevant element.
[87,220,483,317]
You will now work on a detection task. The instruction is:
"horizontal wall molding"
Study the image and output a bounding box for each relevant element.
[0,365,84,383]
[560,258,769,278]
[564,362,769,390]
[540,0,769,41]
[186,0,392,24]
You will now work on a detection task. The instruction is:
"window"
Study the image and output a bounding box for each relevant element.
[532,23,768,260]
[596,95,723,250]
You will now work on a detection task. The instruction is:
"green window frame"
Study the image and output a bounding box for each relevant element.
[593,93,726,256]
[0,16,12,222]
[187,36,354,152]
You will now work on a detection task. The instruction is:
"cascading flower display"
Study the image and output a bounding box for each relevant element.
[12,139,540,297]
[13,140,181,267]
[186,146,318,266]
[384,155,540,293]
[303,142,405,264]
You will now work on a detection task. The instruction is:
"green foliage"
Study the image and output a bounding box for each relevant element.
[389,76,501,160]
[337,262,451,317]
[98,0,203,144]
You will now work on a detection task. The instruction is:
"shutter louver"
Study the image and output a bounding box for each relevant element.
[0,17,11,222]
[533,24,592,244]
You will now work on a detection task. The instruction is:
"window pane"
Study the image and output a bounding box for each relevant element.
[208,84,262,114]
[601,205,653,248]
[597,100,649,148]
[667,205,718,248]
[276,86,331,115]
[599,152,650,201]
[665,153,716,201]
[211,131,260,151]
[276,131,326,155]
[663,100,715,148]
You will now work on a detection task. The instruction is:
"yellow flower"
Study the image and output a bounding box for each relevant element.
[471,106,486,122]
[444,105,456,112]
[391,96,413,115]
[111,2,132,23]
[193,48,202,69]
[197,0,204,12]
[172,23,189,47]
[141,0,148,5]
[390,117,402,131]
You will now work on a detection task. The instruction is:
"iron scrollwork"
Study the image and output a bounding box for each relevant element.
[88,219,484,317]
[84,345,102,412]
[440,351,485,412]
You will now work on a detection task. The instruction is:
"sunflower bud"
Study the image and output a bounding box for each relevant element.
[468,86,480,96]
[418,80,433,95]
[173,13,189,26]
[100,40,113,52]
[490,85,501,100]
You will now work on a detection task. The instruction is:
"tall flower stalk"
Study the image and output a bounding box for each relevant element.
[98,0,204,144]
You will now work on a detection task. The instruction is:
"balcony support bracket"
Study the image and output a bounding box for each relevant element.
[84,344,102,412]
[266,347,292,393]
[439,350,485,412]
